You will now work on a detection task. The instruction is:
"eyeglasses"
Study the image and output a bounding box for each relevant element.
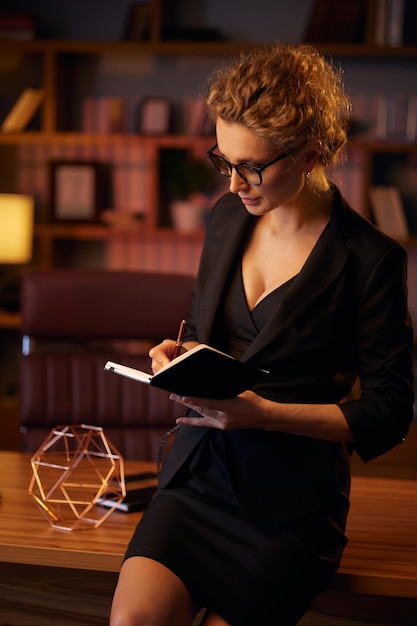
[206,144,297,186]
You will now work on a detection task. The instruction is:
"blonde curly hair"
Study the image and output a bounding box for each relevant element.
[206,42,351,167]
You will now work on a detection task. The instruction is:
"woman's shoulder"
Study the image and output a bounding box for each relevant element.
[205,192,250,232]
[333,186,407,259]
[211,192,246,217]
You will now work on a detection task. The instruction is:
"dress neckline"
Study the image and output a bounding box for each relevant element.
[241,268,298,313]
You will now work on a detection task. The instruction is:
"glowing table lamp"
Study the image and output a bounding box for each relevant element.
[0,193,34,264]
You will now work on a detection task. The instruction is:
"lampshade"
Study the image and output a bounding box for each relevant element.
[0,193,34,263]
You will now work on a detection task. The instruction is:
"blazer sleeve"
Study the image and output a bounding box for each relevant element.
[182,193,249,346]
[339,243,414,462]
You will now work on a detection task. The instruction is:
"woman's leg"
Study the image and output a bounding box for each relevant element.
[110,556,200,626]
[200,612,231,626]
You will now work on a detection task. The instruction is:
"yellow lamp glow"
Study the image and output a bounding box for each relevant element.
[0,194,34,264]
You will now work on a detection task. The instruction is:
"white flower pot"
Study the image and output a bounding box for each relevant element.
[170,200,204,233]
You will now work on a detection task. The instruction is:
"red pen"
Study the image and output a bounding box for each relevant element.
[172,319,186,359]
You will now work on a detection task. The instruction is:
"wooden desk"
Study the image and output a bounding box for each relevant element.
[312,474,417,625]
[1,451,417,625]
[332,475,417,598]
[0,450,150,572]
[0,451,151,626]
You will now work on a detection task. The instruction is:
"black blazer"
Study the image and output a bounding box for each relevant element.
[159,188,414,523]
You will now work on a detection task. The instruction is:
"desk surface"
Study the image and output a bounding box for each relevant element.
[0,451,147,572]
[1,451,417,597]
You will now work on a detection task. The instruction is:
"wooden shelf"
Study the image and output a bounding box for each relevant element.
[1,38,417,59]
[32,223,417,249]
[33,222,205,241]
[0,310,22,330]
[352,138,417,150]
[3,133,417,149]
[0,132,215,146]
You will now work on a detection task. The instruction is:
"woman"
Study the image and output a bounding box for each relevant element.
[110,43,414,626]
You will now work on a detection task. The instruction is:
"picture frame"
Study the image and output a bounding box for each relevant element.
[50,161,102,222]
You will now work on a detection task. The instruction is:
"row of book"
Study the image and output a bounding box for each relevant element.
[304,0,417,46]
[351,93,417,142]
[0,11,36,41]
[371,0,417,47]
[15,140,151,220]
[304,0,367,44]
[82,96,214,136]
[3,88,415,142]
[0,90,213,136]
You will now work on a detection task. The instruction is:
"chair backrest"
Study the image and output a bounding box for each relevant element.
[19,268,195,460]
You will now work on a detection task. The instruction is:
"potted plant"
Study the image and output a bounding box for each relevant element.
[162,149,218,232]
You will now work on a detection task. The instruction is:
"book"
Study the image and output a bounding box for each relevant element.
[369,186,409,241]
[104,343,270,399]
[139,97,171,134]
[372,0,407,46]
[372,0,388,45]
[385,0,405,47]
[303,0,366,43]
[82,97,126,134]
[97,471,158,513]
[122,2,152,41]
[0,12,36,40]
[1,87,45,133]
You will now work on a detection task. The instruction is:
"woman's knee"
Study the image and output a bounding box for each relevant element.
[200,612,231,626]
[110,556,198,626]
[110,601,151,626]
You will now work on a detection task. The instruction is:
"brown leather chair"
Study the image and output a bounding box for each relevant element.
[19,268,195,460]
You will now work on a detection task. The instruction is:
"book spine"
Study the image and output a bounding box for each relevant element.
[1,87,45,133]
[369,186,409,240]
[385,0,405,46]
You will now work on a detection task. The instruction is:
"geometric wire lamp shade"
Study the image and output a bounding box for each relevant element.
[29,424,126,531]
[0,193,34,263]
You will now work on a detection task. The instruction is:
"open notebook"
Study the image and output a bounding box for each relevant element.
[105,343,270,399]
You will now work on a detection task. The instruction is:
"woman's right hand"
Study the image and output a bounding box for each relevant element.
[149,340,199,373]
[149,340,178,373]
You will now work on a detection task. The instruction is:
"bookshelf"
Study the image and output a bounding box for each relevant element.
[0,0,416,286]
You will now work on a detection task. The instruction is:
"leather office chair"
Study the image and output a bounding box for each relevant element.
[19,268,195,460]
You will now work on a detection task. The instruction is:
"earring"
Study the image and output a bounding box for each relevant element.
[305,171,310,186]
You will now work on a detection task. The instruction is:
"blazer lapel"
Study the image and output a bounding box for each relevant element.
[197,207,252,340]
[197,189,352,363]
[243,210,350,361]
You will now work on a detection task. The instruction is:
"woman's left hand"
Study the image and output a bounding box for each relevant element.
[169,390,270,430]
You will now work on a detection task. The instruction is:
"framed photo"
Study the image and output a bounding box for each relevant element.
[50,161,102,222]
[139,98,171,134]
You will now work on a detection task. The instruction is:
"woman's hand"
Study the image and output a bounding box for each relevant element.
[149,340,178,373]
[149,340,199,373]
[169,391,356,441]
[169,390,270,430]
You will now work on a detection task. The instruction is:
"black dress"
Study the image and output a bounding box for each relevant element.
[124,265,349,626]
